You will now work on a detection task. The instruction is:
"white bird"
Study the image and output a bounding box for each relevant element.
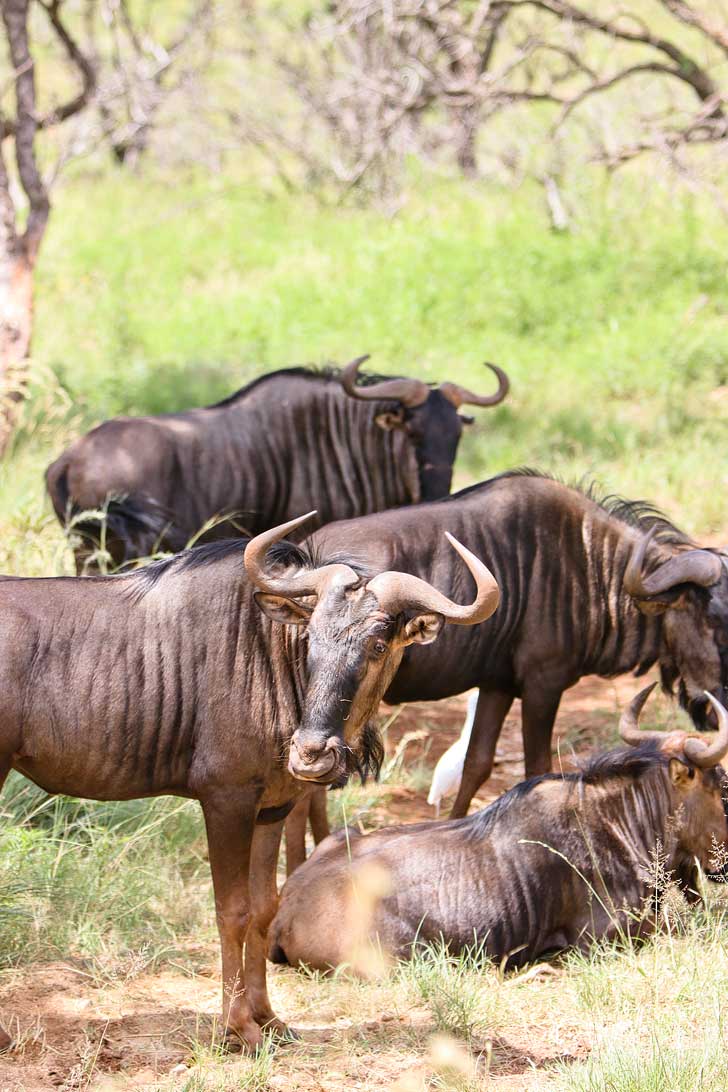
[427,690,479,816]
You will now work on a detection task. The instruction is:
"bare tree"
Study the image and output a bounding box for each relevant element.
[231,0,728,206]
[0,0,94,453]
[86,0,214,169]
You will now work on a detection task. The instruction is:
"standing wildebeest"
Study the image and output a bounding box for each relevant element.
[0,512,499,1051]
[270,687,728,970]
[305,469,728,821]
[45,358,509,571]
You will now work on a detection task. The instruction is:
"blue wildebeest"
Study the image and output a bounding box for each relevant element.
[0,513,499,1051]
[270,687,728,970]
[300,470,728,824]
[45,358,508,572]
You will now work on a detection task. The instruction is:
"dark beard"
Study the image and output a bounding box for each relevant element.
[328,720,385,790]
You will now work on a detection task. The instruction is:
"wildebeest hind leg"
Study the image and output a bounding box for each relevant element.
[245,819,297,1038]
[201,789,261,1052]
[450,690,513,818]
[521,687,562,777]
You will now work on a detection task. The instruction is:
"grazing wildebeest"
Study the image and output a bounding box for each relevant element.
[304,469,728,821]
[0,512,499,1050]
[45,358,509,572]
[270,686,728,970]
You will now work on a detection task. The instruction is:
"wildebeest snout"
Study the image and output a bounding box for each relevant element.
[288,731,341,783]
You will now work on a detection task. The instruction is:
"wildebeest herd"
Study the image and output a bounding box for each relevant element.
[1,358,727,1053]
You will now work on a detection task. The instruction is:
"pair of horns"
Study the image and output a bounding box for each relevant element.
[624,526,723,600]
[243,513,500,626]
[341,356,509,410]
[620,683,728,768]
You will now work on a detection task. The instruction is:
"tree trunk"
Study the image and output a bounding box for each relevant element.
[0,245,34,455]
[453,106,479,178]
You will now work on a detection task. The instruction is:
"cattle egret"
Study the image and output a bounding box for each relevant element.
[427,690,479,815]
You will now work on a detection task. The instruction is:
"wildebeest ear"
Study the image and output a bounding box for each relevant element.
[403,613,445,645]
[253,592,313,626]
[375,409,406,431]
[668,757,695,787]
[458,414,475,426]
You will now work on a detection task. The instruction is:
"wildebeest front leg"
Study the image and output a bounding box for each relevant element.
[450,690,513,818]
[521,686,562,777]
[245,819,293,1036]
[201,789,261,1051]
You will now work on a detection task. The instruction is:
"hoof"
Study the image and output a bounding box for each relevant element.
[261,1018,300,1044]
[221,1025,263,1055]
[0,1028,13,1055]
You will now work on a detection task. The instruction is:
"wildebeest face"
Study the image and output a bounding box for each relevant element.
[375,391,466,501]
[340,358,509,503]
[258,584,443,786]
[626,532,728,731]
[658,571,728,730]
[621,686,728,873]
[246,513,499,788]
[668,760,728,870]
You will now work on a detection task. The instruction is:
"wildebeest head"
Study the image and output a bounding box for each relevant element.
[619,683,728,869]
[245,513,500,787]
[625,528,728,730]
[341,356,509,501]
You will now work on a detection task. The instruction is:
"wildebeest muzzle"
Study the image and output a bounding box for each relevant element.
[287,731,345,784]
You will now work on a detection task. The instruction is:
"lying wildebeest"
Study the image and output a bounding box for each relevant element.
[46,357,508,572]
[0,512,498,1051]
[301,469,728,823]
[270,686,728,970]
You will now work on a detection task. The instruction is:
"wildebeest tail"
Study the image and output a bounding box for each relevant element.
[63,491,179,566]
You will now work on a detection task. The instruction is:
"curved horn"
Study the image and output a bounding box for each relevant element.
[439,363,510,409]
[244,512,357,597]
[683,692,728,768]
[618,683,667,746]
[366,533,499,625]
[340,356,430,408]
[624,527,722,599]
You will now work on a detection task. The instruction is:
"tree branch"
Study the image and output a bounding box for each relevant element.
[38,0,97,126]
[2,0,49,259]
[2,0,96,138]
[658,0,728,59]
[501,0,725,116]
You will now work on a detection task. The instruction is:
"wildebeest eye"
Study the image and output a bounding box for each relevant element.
[715,628,728,648]
[373,639,387,656]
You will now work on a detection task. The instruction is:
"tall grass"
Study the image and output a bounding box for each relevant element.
[0,774,210,970]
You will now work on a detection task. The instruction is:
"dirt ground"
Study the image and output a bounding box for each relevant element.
[0,672,666,1092]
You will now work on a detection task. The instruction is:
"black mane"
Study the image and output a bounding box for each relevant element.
[470,740,668,836]
[576,740,669,781]
[208,366,341,408]
[454,468,691,546]
[208,364,415,409]
[124,535,373,598]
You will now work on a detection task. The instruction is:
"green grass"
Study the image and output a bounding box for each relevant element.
[0,774,210,970]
